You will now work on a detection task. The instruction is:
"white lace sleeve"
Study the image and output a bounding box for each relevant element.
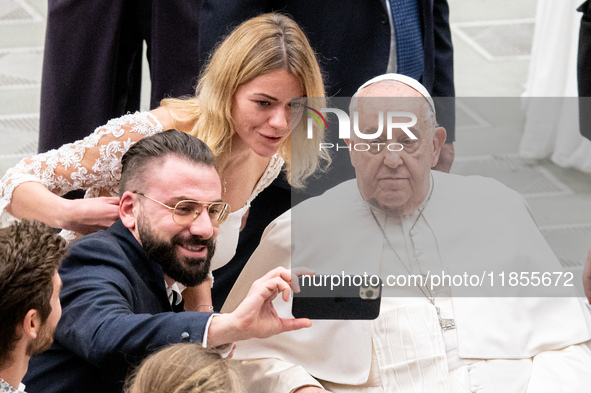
[0,112,163,226]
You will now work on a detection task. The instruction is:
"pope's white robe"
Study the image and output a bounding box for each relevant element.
[224,171,591,392]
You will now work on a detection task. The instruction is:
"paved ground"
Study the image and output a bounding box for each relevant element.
[1,0,590,295]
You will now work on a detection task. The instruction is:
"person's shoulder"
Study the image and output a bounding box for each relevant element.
[59,223,145,293]
[290,180,360,230]
[150,107,175,130]
[269,179,359,227]
[295,179,358,211]
[64,223,133,269]
[433,170,524,203]
[68,226,118,251]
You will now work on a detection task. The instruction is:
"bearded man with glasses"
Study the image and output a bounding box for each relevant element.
[23,130,311,393]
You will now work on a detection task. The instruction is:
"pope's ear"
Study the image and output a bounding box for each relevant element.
[431,127,447,165]
[119,191,137,230]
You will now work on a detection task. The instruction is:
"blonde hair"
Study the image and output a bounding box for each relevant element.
[125,344,242,393]
[161,13,329,188]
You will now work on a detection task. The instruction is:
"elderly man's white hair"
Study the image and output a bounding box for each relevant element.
[353,73,438,130]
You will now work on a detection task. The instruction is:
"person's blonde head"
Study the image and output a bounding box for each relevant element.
[125,344,242,393]
[161,13,329,188]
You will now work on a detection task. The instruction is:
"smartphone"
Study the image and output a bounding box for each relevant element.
[291,274,381,320]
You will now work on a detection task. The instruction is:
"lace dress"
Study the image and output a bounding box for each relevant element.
[0,111,284,271]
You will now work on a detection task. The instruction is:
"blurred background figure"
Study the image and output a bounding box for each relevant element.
[36,0,202,153]
[519,0,591,171]
[125,343,242,393]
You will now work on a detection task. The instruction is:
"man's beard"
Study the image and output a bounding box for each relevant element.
[26,321,54,356]
[138,218,215,287]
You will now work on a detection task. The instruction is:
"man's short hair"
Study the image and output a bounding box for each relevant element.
[0,220,66,367]
[120,130,216,196]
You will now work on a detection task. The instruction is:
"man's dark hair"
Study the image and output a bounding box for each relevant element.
[0,220,67,367]
[120,130,216,196]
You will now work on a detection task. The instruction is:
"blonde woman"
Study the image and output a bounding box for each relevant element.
[0,13,327,276]
[125,344,242,393]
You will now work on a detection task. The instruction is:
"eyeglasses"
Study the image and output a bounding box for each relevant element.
[133,192,230,226]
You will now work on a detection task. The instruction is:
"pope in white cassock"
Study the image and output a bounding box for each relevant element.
[221,74,591,393]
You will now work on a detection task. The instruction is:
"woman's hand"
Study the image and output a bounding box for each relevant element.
[64,197,120,234]
[8,182,119,234]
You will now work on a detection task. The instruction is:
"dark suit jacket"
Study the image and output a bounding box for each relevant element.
[23,220,212,393]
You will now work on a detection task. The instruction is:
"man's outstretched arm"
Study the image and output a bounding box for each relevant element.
[207,267,311,347]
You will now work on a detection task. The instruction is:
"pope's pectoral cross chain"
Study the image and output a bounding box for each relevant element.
[366,177,456,333]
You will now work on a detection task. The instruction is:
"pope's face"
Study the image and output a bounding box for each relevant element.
[347,83,445,215]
